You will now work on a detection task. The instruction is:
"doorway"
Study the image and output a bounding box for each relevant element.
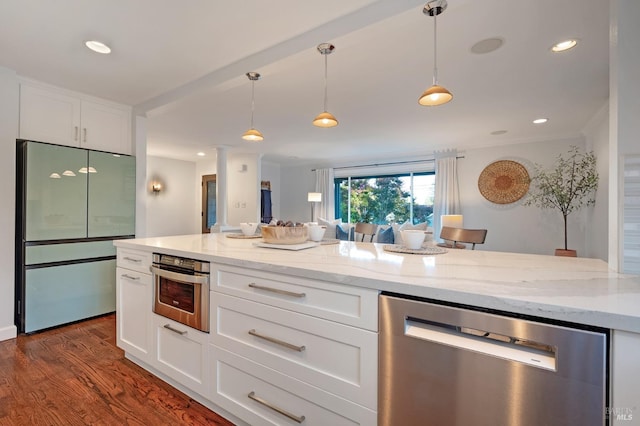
[201,174,216,233]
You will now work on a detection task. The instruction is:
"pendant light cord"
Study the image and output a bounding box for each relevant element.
[323,53,328,111]
[432,12,438,86]
[250,80,256,128]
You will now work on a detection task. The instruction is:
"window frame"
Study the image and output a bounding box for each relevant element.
[334,171,435,225]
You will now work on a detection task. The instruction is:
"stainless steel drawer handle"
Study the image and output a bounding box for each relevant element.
[248,283,305,298]
[123,256,142,263]
[247,391,306,423]
[163,324,187,335]
[120,274,140,281]
[248,329,306,352]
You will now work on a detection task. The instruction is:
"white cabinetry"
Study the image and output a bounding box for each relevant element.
[116,249,153,363]
[210,265,378,425]
[19,82,131,154]
[152,314,210,398]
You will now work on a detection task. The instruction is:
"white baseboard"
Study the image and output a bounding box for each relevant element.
[0,324,17,341]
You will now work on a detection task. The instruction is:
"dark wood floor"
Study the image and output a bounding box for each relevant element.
[0,314,234,426]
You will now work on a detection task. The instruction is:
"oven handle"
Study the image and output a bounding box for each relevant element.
[150,266,209,285]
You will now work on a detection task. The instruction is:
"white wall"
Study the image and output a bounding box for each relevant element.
[280,164,316,224]
[458,137,591,256]
[227,153,261,225]
[584,104,609,261]
[146,156,198,237]
[0,67,18,341]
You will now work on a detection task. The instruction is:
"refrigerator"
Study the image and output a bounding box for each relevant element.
[15,140,136,333]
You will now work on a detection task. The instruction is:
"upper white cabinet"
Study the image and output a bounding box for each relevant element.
[19,82,132,155]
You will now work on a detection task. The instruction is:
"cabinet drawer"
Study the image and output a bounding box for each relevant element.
[117,248,152,274]
[211,293,377,409]
[152,314,209,398]
[211,346,376,426]
[213,265,378,331]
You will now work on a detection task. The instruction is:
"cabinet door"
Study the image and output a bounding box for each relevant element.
[19,84,81,146]
[25,259,116,333]
[116,267,152,362]
[152,314,210,398]
[24,142,88,241]
[87,151,135,237]
[80,100,131,154]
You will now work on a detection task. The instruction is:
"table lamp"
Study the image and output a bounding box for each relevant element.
[308,192,322,222]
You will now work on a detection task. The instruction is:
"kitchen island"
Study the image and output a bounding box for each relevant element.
[114,234,640,425]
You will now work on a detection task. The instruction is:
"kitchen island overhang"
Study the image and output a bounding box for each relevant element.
[114,233,640,333]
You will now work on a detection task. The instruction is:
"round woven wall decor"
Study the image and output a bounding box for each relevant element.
[478,160,530,204]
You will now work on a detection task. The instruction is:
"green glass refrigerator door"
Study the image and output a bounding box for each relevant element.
[24,259,116,333]
[87,151,135,238]
[24,142,88,241]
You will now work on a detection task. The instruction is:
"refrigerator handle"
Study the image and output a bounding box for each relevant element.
[74,126,78,141]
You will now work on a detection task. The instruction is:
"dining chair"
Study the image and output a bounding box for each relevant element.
[439,226,487,250]
[354,222,378,242]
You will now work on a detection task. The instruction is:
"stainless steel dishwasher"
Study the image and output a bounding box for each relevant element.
[379,294,608,426]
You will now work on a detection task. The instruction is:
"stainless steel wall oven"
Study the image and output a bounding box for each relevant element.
[151,253,210,332]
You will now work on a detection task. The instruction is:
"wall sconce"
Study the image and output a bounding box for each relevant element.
[308,192,322,222]
[151,182,163,195]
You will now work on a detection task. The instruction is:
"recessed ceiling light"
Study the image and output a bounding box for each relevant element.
[551,39,578,53]
[490,130,507,135]
[197,152,206,157]
[533,118,548,124]
[470,37,504,55]
[85,40,111,54]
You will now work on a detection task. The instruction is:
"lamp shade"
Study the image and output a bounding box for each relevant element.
[418,84,453,106]
[307,192,322,202]
[441,214,463,228]
[242,128,264,141]
[312,112,338,128]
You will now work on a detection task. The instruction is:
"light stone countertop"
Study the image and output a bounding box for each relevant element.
[115,233,640,333]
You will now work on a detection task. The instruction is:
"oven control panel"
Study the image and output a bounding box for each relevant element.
[152,253,210,274]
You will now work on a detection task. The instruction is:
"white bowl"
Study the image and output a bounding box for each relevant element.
[308,225,326,242]
[240,222,258,236]
[401,229,425,250]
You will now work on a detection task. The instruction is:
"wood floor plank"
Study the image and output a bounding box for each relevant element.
[0,315,235,426]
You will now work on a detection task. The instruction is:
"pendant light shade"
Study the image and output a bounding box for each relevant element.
[313,43,338,128]
[312,111,338,127]
[242,71,264,141]
[418,0,453,107]
[418,84,453,106]
[242,128,264,141]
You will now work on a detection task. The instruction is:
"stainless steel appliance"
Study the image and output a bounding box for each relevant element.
[151,253,210,332]
[379,294,608,426]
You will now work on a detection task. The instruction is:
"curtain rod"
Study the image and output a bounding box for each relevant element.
[311,155,464,171]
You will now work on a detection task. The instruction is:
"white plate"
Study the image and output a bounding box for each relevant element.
[254,241,320,251]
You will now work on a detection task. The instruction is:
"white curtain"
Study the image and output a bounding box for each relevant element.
[433,150,461,240]
[314,168,335,220]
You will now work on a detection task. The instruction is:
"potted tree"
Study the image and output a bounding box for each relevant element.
[524,146,599,257]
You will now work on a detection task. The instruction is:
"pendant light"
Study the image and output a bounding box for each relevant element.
[418,0,453,106]
[242,72,264,141]
[313,43,338,128]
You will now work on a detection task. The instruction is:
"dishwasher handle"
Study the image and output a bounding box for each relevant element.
[405,318,557,371]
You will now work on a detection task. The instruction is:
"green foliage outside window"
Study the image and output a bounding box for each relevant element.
[335,173,434,225]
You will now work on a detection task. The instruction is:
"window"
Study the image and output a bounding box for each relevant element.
[335,172,435,226]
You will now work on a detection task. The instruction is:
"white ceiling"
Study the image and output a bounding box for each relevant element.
[0,0,609,166]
